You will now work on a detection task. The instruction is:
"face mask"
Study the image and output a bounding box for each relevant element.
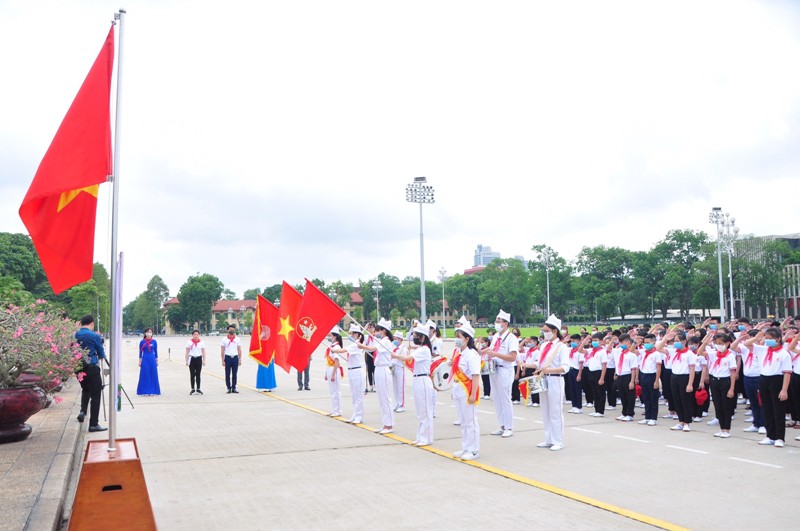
[644,343,654,351]
[392,340,399,346]
[737,325,746,331]
[145,332,153,338]
[689,345,699,352]
[620,344,629,351]
[674,341,683,349]
[455,338,464,348]
[413,337,421,346]
[570,342,578,348]
[495,323,504,332]
[714,344,728,353]
[765,339,777,348]
[543,331,554,341]
[591,341,600,348]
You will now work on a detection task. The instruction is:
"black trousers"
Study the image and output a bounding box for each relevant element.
[481,373,491,396]
[587,370,606,413]
[511,370,521,402]
[759,374,787,442]
[365,353,375,387]
[582,366,594,404]
[670,373,693,424]
[605,368,617,406]
[709,376,735,430]
[297,362,310,388]
[661,367,675,412]
[189,356,203,390]
[79,363,103,426]
[566,367,582,409]
[692,372,707,418]
[617,374,635,417]
[640,372,660,420]
[788,373,800,422]
[224,355,239,390]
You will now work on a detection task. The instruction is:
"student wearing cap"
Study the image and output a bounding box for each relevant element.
[364,322,376,394]
[363,318,396,434]
[480,310,519,438]
[345,324,367,424]
[391,331,406,413]
[527,315,570,451]
[324,326,347,417]
[392,324,435,446]
[451,323,481,461]
[427,319,442,418]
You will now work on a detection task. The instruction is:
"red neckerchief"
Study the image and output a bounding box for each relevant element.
[569,347,578,359]
[492,332,505,351]
[713,351,727,368]
[539,342,553,365]
[191,338,201,346]
[745,350,754,367]
[141,338,153,353]
[674,347,688,362]
[618,349,627,370]
[765,346,779,366]
[642,348,656,369]
[585,347,600,361]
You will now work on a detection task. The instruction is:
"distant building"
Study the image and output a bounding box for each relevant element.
[474,244,501,267]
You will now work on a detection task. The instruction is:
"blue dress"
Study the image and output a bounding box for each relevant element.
[137,339,161,395]
[256,360,277,390]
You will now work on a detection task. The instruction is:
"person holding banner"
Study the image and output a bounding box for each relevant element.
[363,318,395,434]
[392,323,435,446]
[451,323,481,461]
[324,326,347,417]
[345,324,367,424]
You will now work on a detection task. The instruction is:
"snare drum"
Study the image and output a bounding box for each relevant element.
[522,375,549,394]
[430,358,454,391]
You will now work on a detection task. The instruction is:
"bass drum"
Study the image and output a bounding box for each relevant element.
[430,357,453,391]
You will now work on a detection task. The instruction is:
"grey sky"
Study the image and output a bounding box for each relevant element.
[1,0,799,303]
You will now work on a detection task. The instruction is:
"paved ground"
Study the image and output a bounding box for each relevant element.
[45,335,800,530]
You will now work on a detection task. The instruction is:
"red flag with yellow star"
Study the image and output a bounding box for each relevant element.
[18,26,114,294]
[249,295,279,367]
[274,281,303,373]
[287,280,345,372]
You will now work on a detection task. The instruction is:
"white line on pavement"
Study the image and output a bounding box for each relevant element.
[614,435,650,443]
[571,427,602,434]
[729,457,782,469]
[665,445,709,454]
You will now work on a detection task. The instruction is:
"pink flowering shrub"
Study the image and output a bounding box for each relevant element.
[0,301,83,394]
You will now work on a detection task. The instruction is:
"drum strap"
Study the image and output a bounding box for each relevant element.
[452,354,479,405]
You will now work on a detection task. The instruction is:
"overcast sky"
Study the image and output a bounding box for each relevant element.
[1,0,799,304]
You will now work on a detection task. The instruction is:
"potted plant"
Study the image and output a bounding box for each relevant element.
[0,300,83,443]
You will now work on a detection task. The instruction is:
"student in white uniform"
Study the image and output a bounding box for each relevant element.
[391,331,406,413]
[702,331,738,438]
[613,334,639,422]
[583,332,609,417]
[363,318,396,434]
[637,333,662,426]
[529,314,570,451]
[480,310,519,438]
[427,320,442,418]
[451,323,481,461]
[658,329,696,432]
[732,329,766,434]
[324,326,347,417]
[392,324,435,446]
[344,324,366,424]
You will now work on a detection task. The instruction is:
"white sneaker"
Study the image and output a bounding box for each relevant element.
[453,420,461,426]
[461,451,479,461]
[567,407,577,414]
[683,425,691,432]
[586,403,594,407]
[692,417,703,422]
[713,432,724,437]
[743,425,759,432]
[607,405,616,410]
[452,450,466,458]
[758,438,774,445]
[758,427,767,435]
[638,419,649,425]
[482,395,490,400]
[719,432,731,438]
[378,428,394,435]
[737,398,747,404]
[550,444,564,451]
[707,418,720,426]
[621,416,633,422]
[537,442,554,448]
[795,435,800,441]
[501,430,513,438]
[744,417,753,423]
[531,403,540,407]
[647,420,657,426]
[662,414,674,419]
[616,415,625,421]
[670,424,684,431]
[775,439,785,448]
[702,412,708,417]
[589,412,604,417]
[395,407,406,413]
[490,428,504,436]
[512,400,520,405]
[573,409,583,414]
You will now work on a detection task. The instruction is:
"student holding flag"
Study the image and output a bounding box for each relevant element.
[451,323,481,461]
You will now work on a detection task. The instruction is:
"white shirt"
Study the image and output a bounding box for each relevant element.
[668,347,696,375]
[345,342,363,369]
[412,345,433,375]
[536,340,570,375]
[753,344,792,377]
[584,347,608,372]
[431,337,444,357]
[457,347,481,378]
[694,352,707,373]
[374,336,394,367]
[707,348,737,378]
[567,347,584,370]
[612,348,637,376]
[488,330,519,368]
[637,349,663,374]
[221,336,241,357]
[186,340,205,358]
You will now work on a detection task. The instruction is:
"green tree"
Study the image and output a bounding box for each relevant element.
[445,274,480,318]
[0,275,34,306]
[738,239,791,316]
[177,274,224,331]
[65,281,99,323]
[477,259,532,324]
[222,288,236,300]
[575,246,634,320]
[529,245,573,317]
[166,303,189,333]
[0,233,48,294]
[144,275,169,333]
[263,284,282,304]
[243,287,261,300]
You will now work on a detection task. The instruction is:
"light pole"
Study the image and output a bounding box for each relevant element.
[720,213,739,318]
[439,267,447,338]
[538,247,553,317]
[709,207,726,322]
[406,176,435,321]
[372,280,382,320]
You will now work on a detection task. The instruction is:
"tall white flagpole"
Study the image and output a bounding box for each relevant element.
[108,8,126,454]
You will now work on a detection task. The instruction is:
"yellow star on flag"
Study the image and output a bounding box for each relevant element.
[57,185,99,213]
[278,315,295,340]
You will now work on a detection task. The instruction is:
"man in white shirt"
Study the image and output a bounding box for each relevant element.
[220,325,243,393]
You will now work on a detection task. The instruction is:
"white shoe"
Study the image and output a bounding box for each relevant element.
[719,432,731,438]
[737,397,747,404]
[490,428,504,436]
[589,412,604,417]
[758,438,774,445]
[743,425,759,432]
[758,427,767,434]
[395,407,406,413]
[453,420,461,426]
[775,439,785,448]
[707,418,720,426]
[670,424,683,430]
[531,403,540,407]
[621,416,633,422]
[586,403,594,407]
[616,415,625,421]
[713,432,723,437]
[501,430,513,438]
[415,442,431,447]
[550,444,564,451]
[452,450,466,458]
[573,409,582,414]
[744,417,753,423]
[662,414,674,419]
[567,407,577,414]
[647,420,657,426]
[378,428,394,435]
[638,419,649,425]
[482,395,490,400]
[512,400,520,405]
[683,425,691,432]
[537,442,554,448]
[607,405,616,410]
[692,417,703,422]
[795,435,800,441]
[702,412,708,417]
[461,451,479,461]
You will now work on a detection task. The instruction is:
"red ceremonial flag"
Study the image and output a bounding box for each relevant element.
[519,380,529,401]
[274,282,303,373]
[18,27,115,294]
[287,280,346,372]
[249,295,279,367]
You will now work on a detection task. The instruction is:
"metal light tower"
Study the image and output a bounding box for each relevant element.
[372,279,382,319]
[406,177,434,321]
[439,267,447,338]
[709,207,726,322]
[538,247,553,317]
[720,213,739,318]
